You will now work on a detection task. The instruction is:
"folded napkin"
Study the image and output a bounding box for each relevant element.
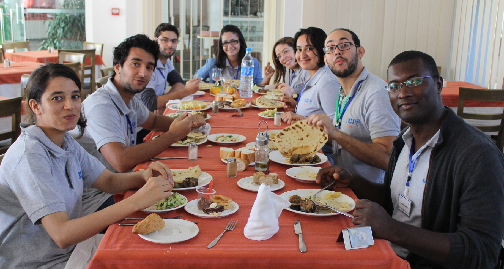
[193,123,211,135]
[244,184,291,240]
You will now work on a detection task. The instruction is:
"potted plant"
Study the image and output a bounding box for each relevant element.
[40,0,85,50]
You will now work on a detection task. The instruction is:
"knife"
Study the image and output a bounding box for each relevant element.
[294,220,307,253]
[150,156,202,161]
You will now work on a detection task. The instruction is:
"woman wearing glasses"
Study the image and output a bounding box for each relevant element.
[0,64,174,268]
[194,25,272,85]
[271,37,310,98]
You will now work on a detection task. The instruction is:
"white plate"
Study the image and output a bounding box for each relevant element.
[267,130,281,140]
[221,158,254,166]
[207,133,246,144]
[142,193,188,213]
[138,219,199,244]
[166,112,211,120]
[237,176,285,192]
[167,104,211,112]
[253,88,268,94]
[258,112,274,119]
[171,137,208,147]
[184,199,239,218]
[280,189,355,216]
[172,171,212,191]
[269,150,327,166]
[219,102,251,110]
[285,166,321,183]
[192,90,206,96]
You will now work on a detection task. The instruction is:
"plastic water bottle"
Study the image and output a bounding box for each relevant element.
[240,48,254,98]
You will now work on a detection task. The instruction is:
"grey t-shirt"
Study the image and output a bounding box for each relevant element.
[0,125,105,269]
[289,68,310,95]
[295,65,340,120]
[332,67,400,183]
[71,78,149,214]
[390,128,440,258]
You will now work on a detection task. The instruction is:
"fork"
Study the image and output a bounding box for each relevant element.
[207,219,238,248]
[232,108,243,117]
[313,181,336,199]
[309,199,354,218]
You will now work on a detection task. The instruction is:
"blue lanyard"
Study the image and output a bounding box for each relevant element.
[289,69,297,86]
[157,68,166,80]
[404,138,423,198]
[294,80,310,113]
[125,114,135,145]
[234,67,240,80]
[335,80,362,128]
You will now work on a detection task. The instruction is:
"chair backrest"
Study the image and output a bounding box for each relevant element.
[1,41,29,54]
[100,67,114,78]
[457,87,504,151]
[437,66,441,75]
[83,42,104,58]
[0,97,22,155]
[20,74,30,99]
[59,49,96,96]
[58,51,86,100]
[0,48,4,62]
[96,75,110,89]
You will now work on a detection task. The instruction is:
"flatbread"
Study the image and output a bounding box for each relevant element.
[172,165,202,183]
[199,82,215,90]
[275,121,328,157]
[255,96,283,108]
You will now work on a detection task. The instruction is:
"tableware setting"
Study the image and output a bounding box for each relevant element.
[280,189,355,217]
[171,170,213,191]
[207,133,246,144]
[141,193,188,213]
[165,112,211,120]
[285,166,321,183]
[207,219,238,248]
[191,90,206,96]
[237,176,285,192]
[269,150,327,166]
[138,219,199,244]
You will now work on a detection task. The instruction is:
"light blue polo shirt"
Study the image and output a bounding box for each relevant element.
[146,59,176,96]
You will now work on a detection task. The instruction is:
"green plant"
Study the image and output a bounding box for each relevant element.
[40,0,85,50]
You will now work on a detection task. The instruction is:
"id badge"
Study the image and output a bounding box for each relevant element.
[398,194,412,217]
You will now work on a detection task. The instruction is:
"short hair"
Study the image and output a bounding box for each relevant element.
[24,63,86,136]
[215,25,247,69]
[272,37,296,84]
[388,50,439,78]
[331,28,361,47]
[154,23,179,38]
[112,34,159,79]
[294,27,327,68]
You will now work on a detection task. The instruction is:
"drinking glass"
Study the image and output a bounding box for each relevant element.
[211,68,222,84]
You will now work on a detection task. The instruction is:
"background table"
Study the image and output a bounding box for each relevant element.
[0,62,42,98]
[87,92,410,269]
[441,81,504,107]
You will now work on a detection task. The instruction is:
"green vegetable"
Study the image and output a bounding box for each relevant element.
[156,193,187,210]
[259,108,277,117]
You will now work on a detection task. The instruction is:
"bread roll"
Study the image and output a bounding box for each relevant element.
[132,213,165,234]
[241,149,255,163]
[234,147,243,159]
[236,158,249,171]
[220,147,235,159]
[253,172,265,185]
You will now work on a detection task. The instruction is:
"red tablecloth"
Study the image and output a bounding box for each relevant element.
[441,81,504,107]
[87,92,410,269]
[0,61,42,85]
[5,50,105,66]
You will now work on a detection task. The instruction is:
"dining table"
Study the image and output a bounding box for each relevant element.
[0,61,43,98]
[441,81,504,107]
[87,91,410,269]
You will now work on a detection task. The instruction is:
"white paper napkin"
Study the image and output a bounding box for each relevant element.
[244,184,291,240]
[193,123,211,135]
[165,95,194,107]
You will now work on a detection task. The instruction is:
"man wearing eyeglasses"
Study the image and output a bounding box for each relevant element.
[307,28,400,184]
[316,50,504,268]
[138,23,201,114]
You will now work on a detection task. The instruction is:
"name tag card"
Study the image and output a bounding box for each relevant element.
[337,226,374,250]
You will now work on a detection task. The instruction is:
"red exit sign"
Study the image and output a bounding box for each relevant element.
[112,8,120,16]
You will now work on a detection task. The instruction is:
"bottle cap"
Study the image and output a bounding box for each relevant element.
[246,48,251,52]
[227,157,236,162]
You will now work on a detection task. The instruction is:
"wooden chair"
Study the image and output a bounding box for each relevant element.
[83,42,104,58]
[457,87,504,151]
[58,51,86,100]
[59,49,96,97]
[437,66,442,75]
[100,67,114,77]
[96,75,110,89]
[0,97,22,155]
[0,48,4,62]
[1,41,29,54]
[20,74,30,99]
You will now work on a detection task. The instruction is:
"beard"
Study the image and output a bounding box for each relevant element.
[160,48,175,58]
[330,52,359,78]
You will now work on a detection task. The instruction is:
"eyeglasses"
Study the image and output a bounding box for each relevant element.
[323,42,356,54]
[386,76,432,92]
[276,48,293,60]
[222,39,239,47]
[158,38,179,44]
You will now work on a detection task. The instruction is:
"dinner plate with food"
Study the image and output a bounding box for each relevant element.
[171,132,207,146]
[136,217,199,244]
[269,150,327,166]
[184,195,239,218]
[251,96,284,109]
[218,99,251,109]
[208,133,246,144]
[191,90,206,96]
[198,82,215,90]
[168,100,211,111]
[237,172,285,192]
[166,112,211,120]
[280,189,355,216]
[142,192,188,213]
[285,166,321,183]
[258,108,279,119]
[171,165,213,191]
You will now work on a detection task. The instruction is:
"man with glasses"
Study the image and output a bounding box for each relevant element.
[307,28,400,183]
[138,23,201,114]
[316,50,504,268]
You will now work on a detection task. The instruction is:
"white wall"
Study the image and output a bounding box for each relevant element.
[267,0,456,80]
